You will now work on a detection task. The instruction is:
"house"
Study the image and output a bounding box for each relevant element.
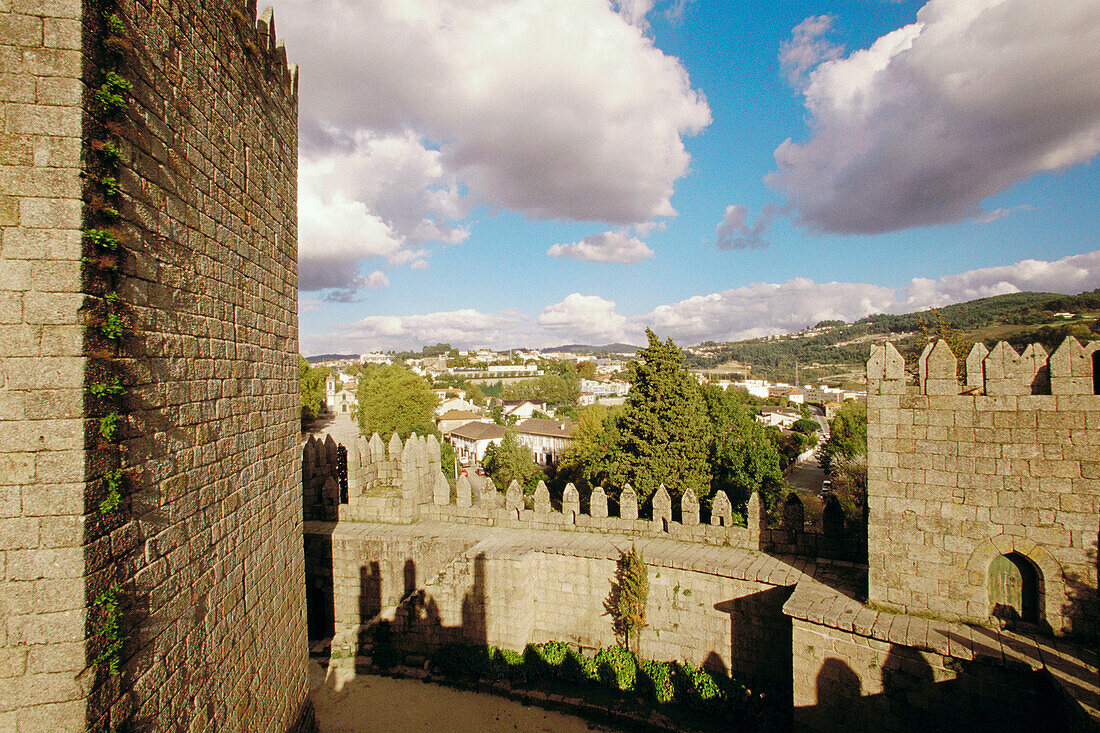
[435,396,481,416]
[325,375,358,414]
[502,400,545,421]
[514,418,576,466]
[448,421,505,464]
[767,385,805,404]
[756,406,802,429]
[436,410,492,436]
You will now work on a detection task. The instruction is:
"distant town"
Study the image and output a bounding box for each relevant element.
[309,345,867,474]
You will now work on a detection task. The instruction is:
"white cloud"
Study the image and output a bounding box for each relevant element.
[779,15,842,88]
[547,230,655,263]
[899,250,1100,310]
[642,278,897,343]
[280,0,709,232]
[298,131,466,293]
[715,203,782,250]
[537,293,631,343]
[305,249,1100,353]
[769,0,1100,233]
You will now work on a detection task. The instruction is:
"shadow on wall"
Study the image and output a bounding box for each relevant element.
[715,585,796,711]
[360,554,489,664]
[797,645,1089,733]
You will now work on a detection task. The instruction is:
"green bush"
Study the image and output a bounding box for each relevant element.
[431,643,491,678]
[595,646,636,692]
[491,647,526,681]
[673,662,724,711]
[523,641,569,681]
[637,658,674,704]
[562,647,600,685]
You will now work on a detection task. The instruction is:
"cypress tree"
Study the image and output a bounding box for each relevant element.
[617,330,712,501]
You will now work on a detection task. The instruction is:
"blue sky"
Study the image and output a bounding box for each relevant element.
[273,0,1100,355]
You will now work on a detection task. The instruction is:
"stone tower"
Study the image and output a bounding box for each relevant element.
[0,1,310,730]
[867,339,1100,638]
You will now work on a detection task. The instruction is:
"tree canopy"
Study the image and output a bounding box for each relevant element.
[483,428,541,492]
[821,400,867,473]
[298,355,328,423]
[355,364,438,438]
[615,330,712,501]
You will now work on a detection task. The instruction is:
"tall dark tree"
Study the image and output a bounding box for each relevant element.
[616,330,712,501]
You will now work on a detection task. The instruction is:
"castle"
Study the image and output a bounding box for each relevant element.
[301,338,1100,730]
[1,0,1097,730]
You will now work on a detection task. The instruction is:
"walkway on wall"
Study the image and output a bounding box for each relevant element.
[314,518,1099,725]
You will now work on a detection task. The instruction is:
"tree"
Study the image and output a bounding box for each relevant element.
[830,453,867,514]
[355,364,438,438]
[616,330,712,501]
[821,400,867,473]
[482,428,541,492]
[702,382,785,513]
[607,544,648,653]
[298,355,327,423]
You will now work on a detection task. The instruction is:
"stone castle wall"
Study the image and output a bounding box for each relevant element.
[867,339,1100,637]
[0,0,89,727]
[1,1,309,730]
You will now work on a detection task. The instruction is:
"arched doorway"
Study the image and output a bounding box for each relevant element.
[989,552,1039,625]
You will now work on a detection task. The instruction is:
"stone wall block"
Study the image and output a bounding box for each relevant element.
[533,481,550,514]
[681,488,700,526]
[620,484,638,520]
[589,487,608,518]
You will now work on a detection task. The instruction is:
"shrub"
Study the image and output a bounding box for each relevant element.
[491,647,526,682]
[595,646,636,692]
[562,647,600,685]
[523,641,569,681]
[431,643,491,678]
[673,662,724,711]
[637,658,674,704]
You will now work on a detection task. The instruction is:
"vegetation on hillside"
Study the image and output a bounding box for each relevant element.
[685,289,1100,381]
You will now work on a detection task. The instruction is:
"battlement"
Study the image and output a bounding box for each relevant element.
[303,433,864,560]
[869,336,1100,396]
[253,6,300,100]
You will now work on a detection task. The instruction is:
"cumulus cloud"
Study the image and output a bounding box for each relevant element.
[715,203,783,250]
[297,131,466,293]
[643,278,897,343]
[537,294,631,343]
[779,14,842,88]
[900,250,1100,310]
[547,230,655,263]
[769,0,1100,233]
[305,249,1100,352]
[279,0,710,297]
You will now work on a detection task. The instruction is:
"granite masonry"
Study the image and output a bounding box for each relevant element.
[304,339,1099,730]
[1,1,310,730]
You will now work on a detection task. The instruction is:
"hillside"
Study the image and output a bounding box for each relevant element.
[685,289,1100,387]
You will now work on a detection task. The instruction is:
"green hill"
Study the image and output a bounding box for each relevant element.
[685,289,1100,386]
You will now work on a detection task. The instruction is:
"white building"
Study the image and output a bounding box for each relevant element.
[756,406,802,429]
[514,418,576,466]
[325,375,357,414]
[359,352,393,365]
[449,421,505,464]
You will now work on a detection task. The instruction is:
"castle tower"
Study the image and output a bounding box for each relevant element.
[0,2,310,730]
[866,340,1100,637]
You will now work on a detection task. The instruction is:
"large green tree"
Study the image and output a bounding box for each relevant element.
[616,330,712,501]
[298,355,328,423]
[483,428,541,492]
[701,382,784,513]
[355,364,438,438]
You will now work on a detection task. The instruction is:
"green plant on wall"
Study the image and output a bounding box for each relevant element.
[605,544,649,653]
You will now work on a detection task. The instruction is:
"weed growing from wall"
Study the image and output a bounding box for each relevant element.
[84,2,134,705]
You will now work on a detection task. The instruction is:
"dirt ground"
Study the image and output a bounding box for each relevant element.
[309,663,618,733]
